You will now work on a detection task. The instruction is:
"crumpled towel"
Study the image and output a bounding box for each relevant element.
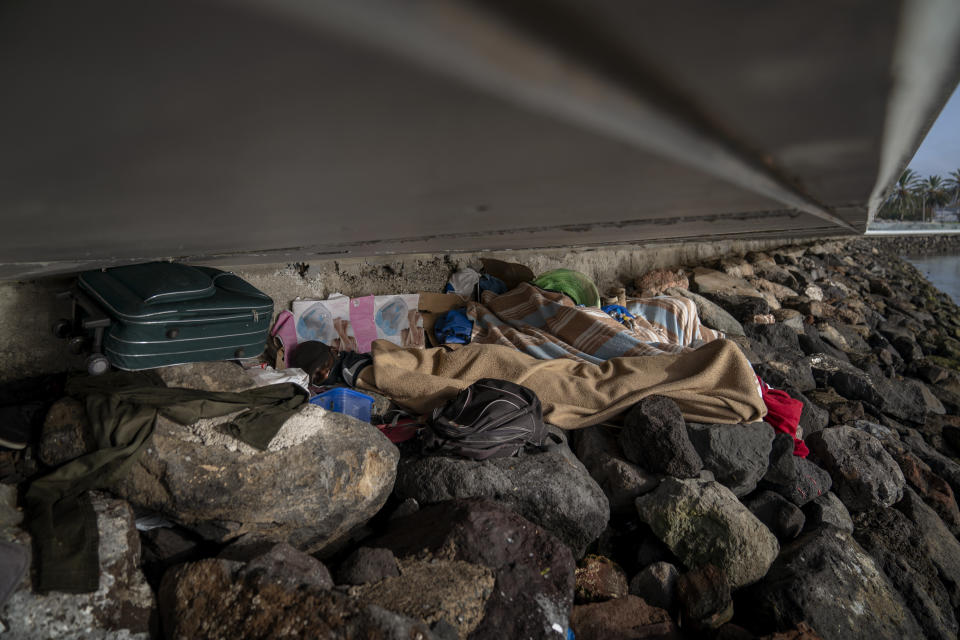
[759,377,809,457]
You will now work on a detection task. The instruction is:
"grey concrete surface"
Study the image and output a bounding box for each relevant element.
[1,1,957,278]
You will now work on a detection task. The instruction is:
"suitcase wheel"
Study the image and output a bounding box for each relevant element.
[52,318,73,339]
[86,354,110,376]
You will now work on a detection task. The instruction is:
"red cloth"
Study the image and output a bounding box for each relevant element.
[758,377,809,458]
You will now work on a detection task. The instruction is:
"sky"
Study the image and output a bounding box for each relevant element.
[908,83,960,178]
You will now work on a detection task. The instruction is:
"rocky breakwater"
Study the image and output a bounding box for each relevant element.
[566,238,960,639]
[4,237,960,638]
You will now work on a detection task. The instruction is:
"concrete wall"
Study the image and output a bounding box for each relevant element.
[0,237,818,383]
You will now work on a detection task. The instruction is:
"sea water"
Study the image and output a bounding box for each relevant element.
[904,254,960,304]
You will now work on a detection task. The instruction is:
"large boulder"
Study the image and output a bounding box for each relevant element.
[690,267,764,299]
[371,498,576,640]
[745,324,805,361]
[676,564,733,631]
[569,596,679,640]
[620,396,702,479]
[852,508,958,640]
[628,561,679,612]
[739,527,923,640]
[759,433,832,507]
[350,557,495,638]
[895,489,960,610]
[664,287,745,336]
[393,435,609,556]
[801,491,853,533]
[635,478,779,589]
[743,490,805,540]
[572,425,658,514]
[806,427,905,511]
[0,492,155,640]
[754,360,816,393]
[900,429,960,503]
[883,439,960,536]
[635,269,688,298]
[807,354,926,423]
[110,404,399,553]
[686,422,774,497]
[158,550,437,640]
[335,547,400,586]
[575,555,629,603]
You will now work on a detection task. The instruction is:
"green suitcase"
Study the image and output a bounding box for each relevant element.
[74,262,273,371]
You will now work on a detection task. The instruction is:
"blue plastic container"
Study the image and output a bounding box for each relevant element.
[309,387,374,423]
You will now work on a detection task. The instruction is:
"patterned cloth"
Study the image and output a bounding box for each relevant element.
[467,283,723,364]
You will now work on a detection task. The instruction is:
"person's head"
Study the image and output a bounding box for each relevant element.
[290,341,336,385]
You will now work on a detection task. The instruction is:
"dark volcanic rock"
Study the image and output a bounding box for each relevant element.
[801,491,853,533]
[807,354,925,423]
[350,558,494,639]
[394,436,609,556]
[573,425,659,514]
[371,498,576,640]
[620,396,702,479]
[677,564,733,631]
[711,294,771,324]
[629,561,678,612]
[635,478,779,589]
[900,429,960,502]
[38,397,95,466]
[883,439,960,536]
[686,422,773,497]
[794,389,830,436]
[891,335,925,363]
[745,323,804,361]
[852,508,958,640]
[759,433,832,507]
[140,525,214,589]
[158,555,437,640]
[569,595,679,640]
[754,361,816,393]
[743,490,805,540]
[738,526,923,640]
[335,547,399,586]
[243,543,334,591]
[797,325,850,362]
[895,489,960,611]
[806,427,905,511]
[665,287,746,336]
[575,555,629,603]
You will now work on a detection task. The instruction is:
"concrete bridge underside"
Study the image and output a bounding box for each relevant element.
[2,0,960,279]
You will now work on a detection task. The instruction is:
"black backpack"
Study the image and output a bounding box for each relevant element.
[422,378,549,460]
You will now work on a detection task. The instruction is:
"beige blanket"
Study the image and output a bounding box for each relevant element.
[358,338,765,429]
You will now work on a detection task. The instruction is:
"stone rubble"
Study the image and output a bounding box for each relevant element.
[3,236,960,638]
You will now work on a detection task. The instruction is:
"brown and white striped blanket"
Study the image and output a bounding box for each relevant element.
[466,283,722,363]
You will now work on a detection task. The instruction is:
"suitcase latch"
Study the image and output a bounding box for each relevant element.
[252,310,259,323]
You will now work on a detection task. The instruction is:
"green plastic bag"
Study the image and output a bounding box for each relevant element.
[532,269,601,308]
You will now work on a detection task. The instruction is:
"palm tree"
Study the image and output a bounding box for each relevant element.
[915,175,949,222]
[882,168,920,220]
[945,169,960,222]
[945,169,960,205]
